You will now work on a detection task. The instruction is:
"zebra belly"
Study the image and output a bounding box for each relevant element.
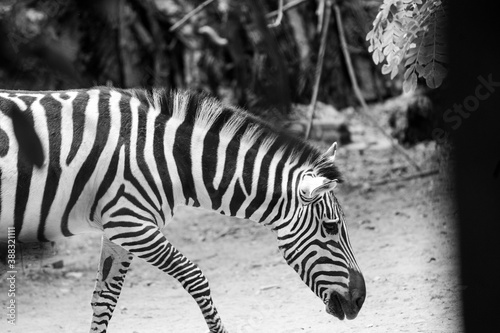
[0,158,103,242]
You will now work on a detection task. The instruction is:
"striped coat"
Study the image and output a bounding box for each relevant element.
[0,88,365,332]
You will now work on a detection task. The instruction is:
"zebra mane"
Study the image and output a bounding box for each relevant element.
[131,88,342,182]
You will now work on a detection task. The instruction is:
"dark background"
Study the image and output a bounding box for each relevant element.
[448,1,500,331]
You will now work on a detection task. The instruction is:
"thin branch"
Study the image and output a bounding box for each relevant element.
[266,0,310,18]
[130,0,166,86]
[370,169,439,186]
[268,0,284,27]
[117,0,127,87]
[198,25,228,45]
[333,3,422,171]
[316,0,325,33]
[305,0,331,140]
[169,0,214,32]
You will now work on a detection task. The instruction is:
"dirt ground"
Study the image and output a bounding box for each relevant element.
[0,102,463,333]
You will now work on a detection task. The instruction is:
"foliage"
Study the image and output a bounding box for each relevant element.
[0,0,399,112]
[366,0,448,92]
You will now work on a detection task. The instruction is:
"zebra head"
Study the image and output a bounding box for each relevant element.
[276,142,365,320]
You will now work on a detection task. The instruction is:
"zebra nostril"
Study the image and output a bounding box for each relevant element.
[348,268,366,312]
[355,293,365,310]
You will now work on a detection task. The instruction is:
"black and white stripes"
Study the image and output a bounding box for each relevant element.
[0,87,365,332]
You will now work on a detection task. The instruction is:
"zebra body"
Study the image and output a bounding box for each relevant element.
[0,87,365,332]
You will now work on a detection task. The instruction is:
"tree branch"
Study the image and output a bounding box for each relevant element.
[266,0,310,18]
[116,0,127,87]
[333,3,422,171]
[305,0,331,140]
[169,0,215,32]
[268,0,284,27]
[370,169,439,186]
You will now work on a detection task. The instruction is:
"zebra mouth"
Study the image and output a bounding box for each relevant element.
[325,294,345,320]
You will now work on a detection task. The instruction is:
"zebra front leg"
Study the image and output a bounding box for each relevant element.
[103,222,228,333]
[90,235,133,332]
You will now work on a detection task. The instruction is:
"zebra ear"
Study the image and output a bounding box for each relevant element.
[324,141,337,162]
[300,177,338,199]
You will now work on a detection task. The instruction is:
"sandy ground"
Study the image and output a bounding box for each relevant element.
[0,139,463,333]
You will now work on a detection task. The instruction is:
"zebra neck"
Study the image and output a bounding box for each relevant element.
[165,120,291,224]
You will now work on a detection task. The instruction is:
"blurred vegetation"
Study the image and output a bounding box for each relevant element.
[0,0,401,116]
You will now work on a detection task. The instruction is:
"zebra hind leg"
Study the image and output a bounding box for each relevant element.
[90,235,133,332]
[103,222,228,333]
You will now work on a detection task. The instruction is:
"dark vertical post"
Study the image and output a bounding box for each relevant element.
[448,1,500,331]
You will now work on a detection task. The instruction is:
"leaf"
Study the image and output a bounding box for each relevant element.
[367,0,448,88]
[418,53,433,65]
[425,73,441,89]
[383,43,393,56]
[381,63,393,75]
[377,49,385,63]
[415,63,425,76]
[403,65,414,80]
[424,62,447,88]
[404,54,417,66]
[403,73,418,93]
[390,64,399,79]
[434,53,447,62]
[373,50,380,64]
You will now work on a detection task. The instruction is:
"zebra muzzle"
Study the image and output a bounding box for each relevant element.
[325,293,346,320]
[326,291,362,321]
[326,269,366,320]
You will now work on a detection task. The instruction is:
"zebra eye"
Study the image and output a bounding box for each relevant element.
[323,219,339,235]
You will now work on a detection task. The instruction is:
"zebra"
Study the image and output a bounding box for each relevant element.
[0,87,366,332]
